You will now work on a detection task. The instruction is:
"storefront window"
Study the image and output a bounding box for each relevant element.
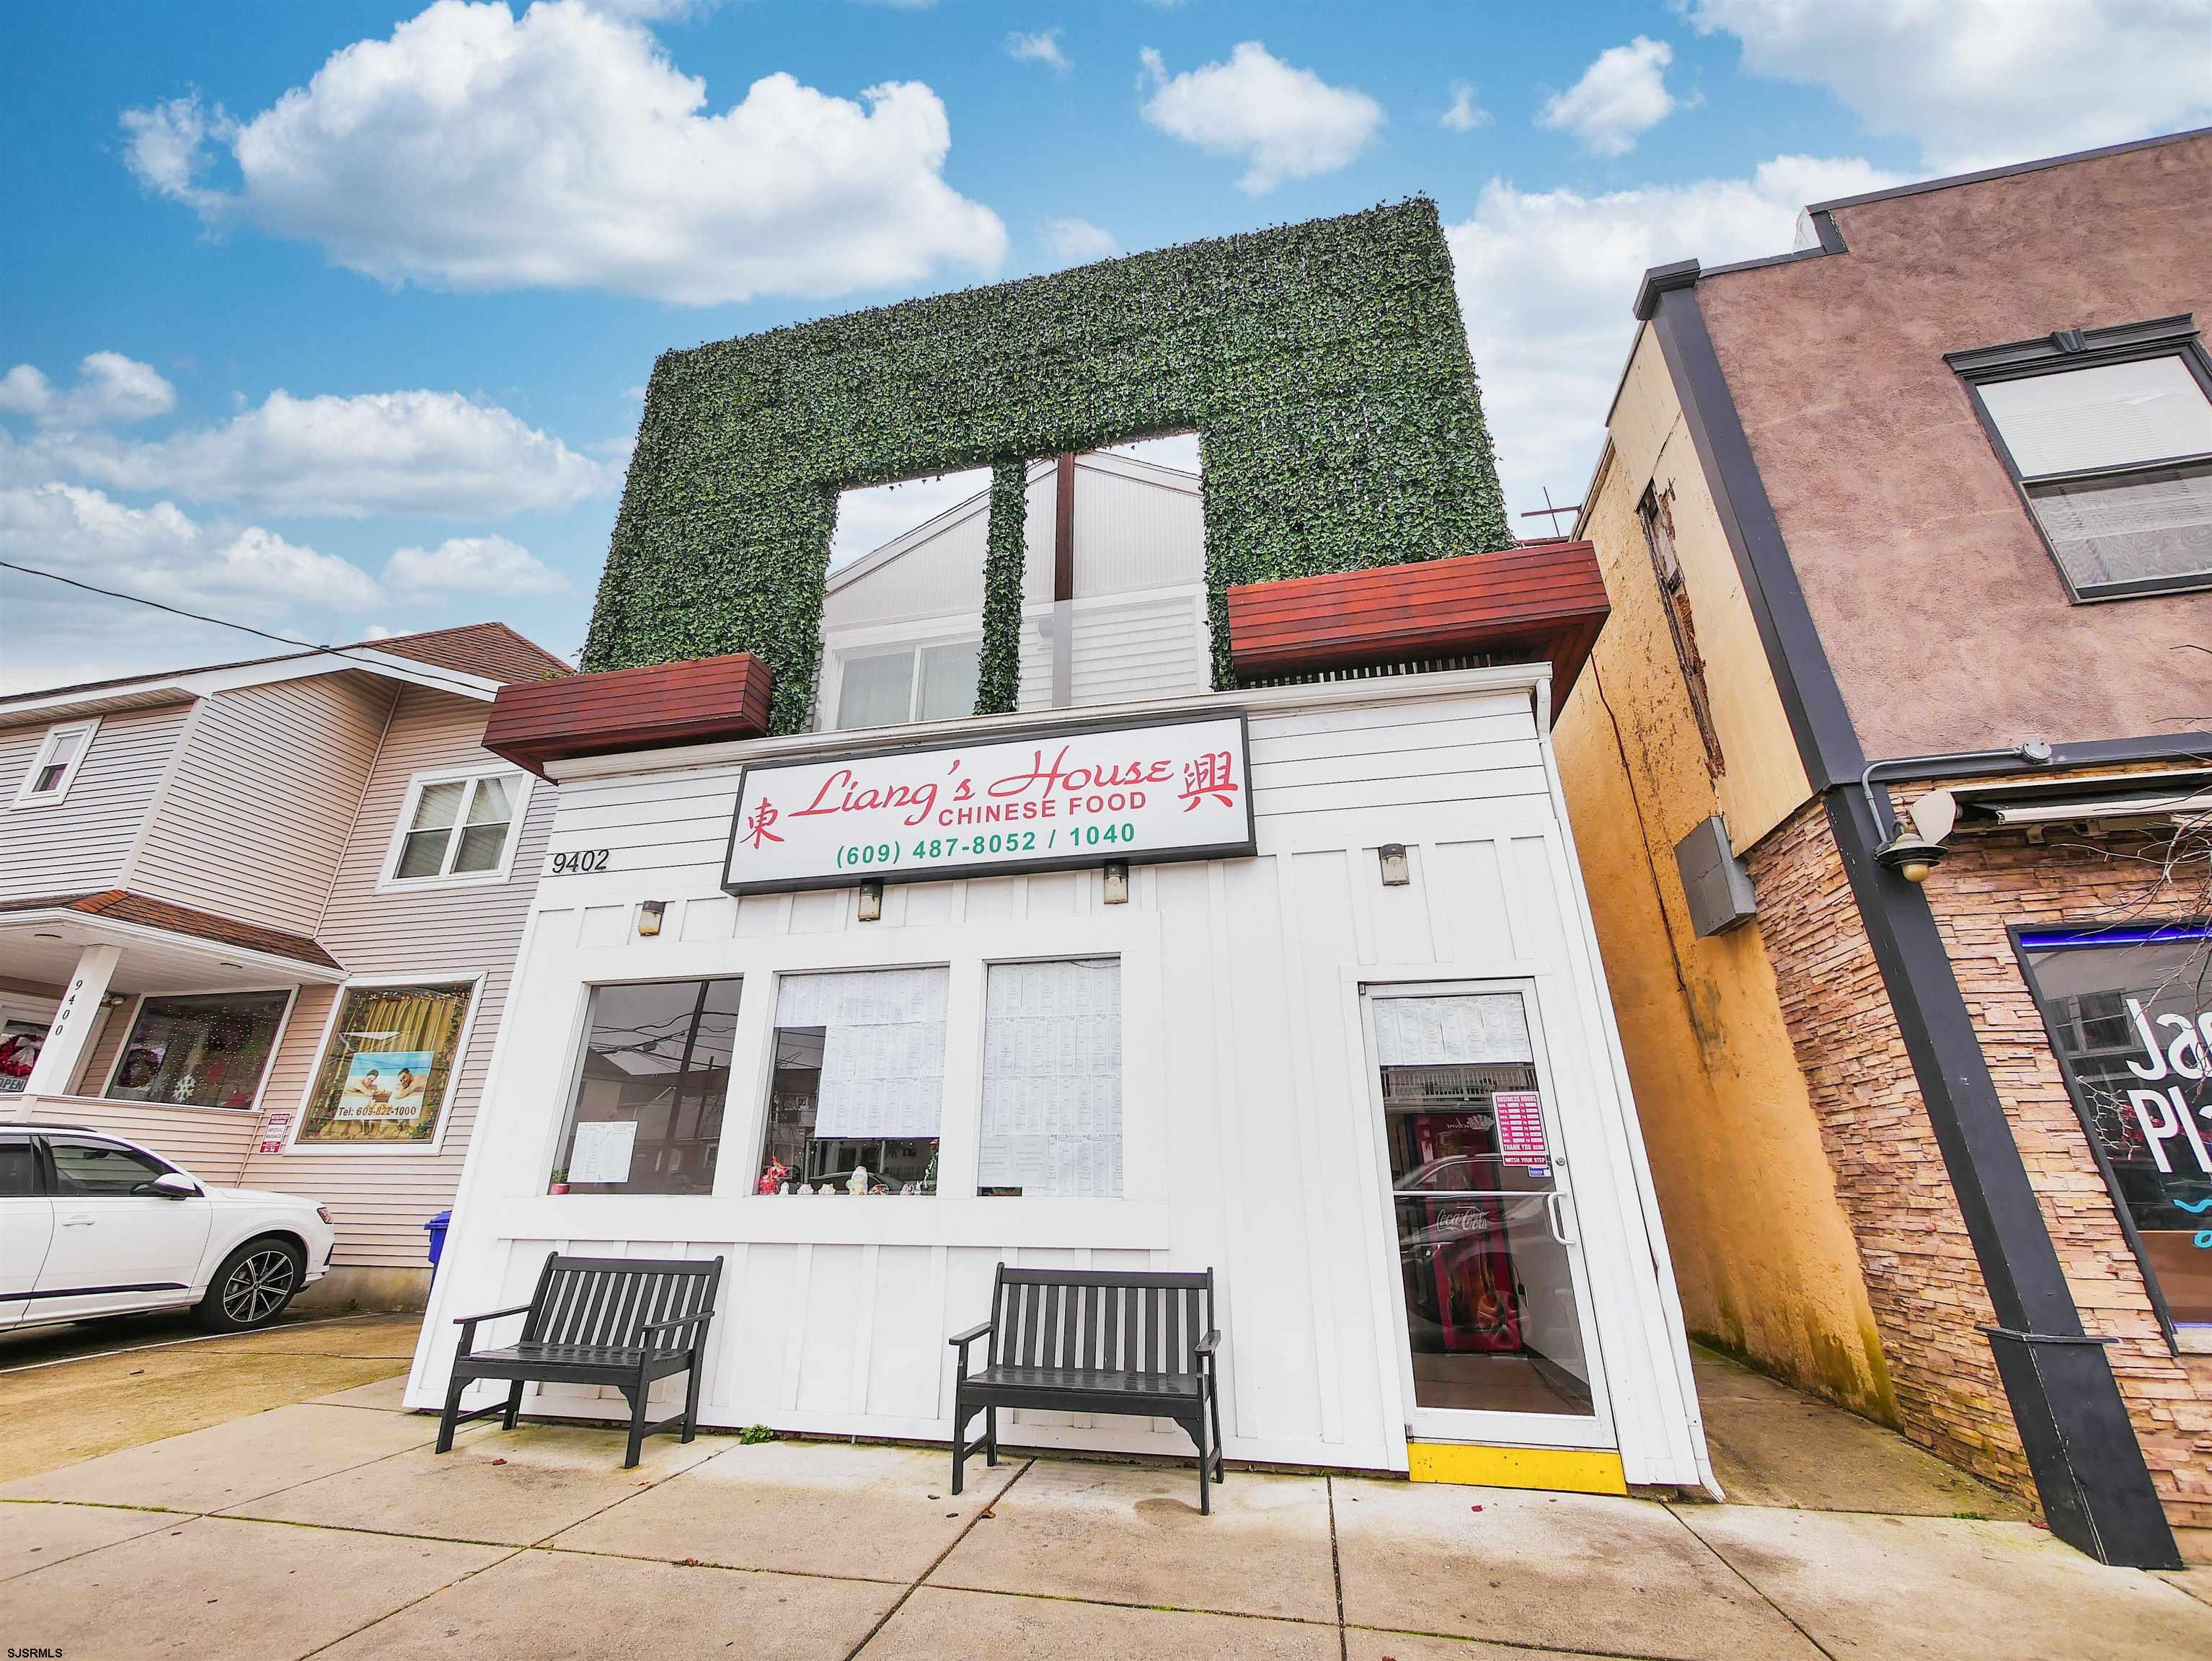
[2020,926,2212,1333]
[761,967,945,1195]
[551,978,742,1195]
[1373,988,1598,1419]
[979,958,1120,1197]
[105,991,289,1109]
[0,1019,48,1095]
[297,982,475,1145]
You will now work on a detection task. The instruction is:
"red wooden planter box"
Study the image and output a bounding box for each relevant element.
[1226,544,1609,713]
[485,652,774,777]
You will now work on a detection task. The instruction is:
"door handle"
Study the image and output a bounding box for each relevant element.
[62,1215,95,1227]
[1544,1191,1578,1246]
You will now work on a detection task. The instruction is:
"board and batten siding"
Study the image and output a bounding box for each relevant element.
[409,674,1709,1487]
[128,673,399,935]
[241,686,552,1270]
[0,702,192,902]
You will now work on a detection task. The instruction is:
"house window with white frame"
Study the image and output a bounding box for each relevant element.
[13,719,97,807]
[386,769,528,884]
[834,641,980,730]
[1954,321,2212,601]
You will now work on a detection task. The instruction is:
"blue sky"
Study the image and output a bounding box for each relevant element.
[4,0,2208,691]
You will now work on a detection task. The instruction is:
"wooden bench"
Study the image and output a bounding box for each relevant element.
[950,1264,1225,1512]
[438,1254,723,1468]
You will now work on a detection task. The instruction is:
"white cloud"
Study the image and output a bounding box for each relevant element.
[1441,81,1491,133]
[0,484,386,693]
[1138,42,1383,193]
[120,0,1006,306]
[4,387,611,518]
[386,533,567,595]
[0,353,177,428]
[1043,217,1118,264]
[120,94,234,213]
[0,482,379,611]
[1006,29,1070,73]
[1690,0,2212,172]
[831,468,991,570]
[1445,155,1903,523]
[1538,36,1684,157]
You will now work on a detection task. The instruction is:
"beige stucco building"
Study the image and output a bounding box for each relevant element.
[1,623,568,1308]
[1554,128,2212,1565]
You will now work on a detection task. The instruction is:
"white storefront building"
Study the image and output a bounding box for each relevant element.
[408,465,1714,1494]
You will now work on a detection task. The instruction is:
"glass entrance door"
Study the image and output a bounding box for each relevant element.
[1366,984,1612,1445]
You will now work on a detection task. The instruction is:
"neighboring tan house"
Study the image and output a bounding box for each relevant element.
[0,622,569,1309]
[1552,127,2211,1564]
[817,449,1209,731]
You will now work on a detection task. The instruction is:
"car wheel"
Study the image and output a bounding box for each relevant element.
[195,1236,305,1332]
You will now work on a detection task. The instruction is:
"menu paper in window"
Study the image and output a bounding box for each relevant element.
[1492,1091,1549,1167]
[725,714,1255,894]
[567,1120,638,1185]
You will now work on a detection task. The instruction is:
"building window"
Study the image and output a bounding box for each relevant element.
[296,981,477,1146]
[549,978,742,1195]
[105,991,291,1109]
[761,967,946,1195]
[834,642,980,730]
[13,719,98,807]
[1635,484,1724,775]
[1952,321,2212,600]
[2018,925,2212,1339]
[386,769,530,885]
[0,1019,48,1095]
[979,958,1121,1197]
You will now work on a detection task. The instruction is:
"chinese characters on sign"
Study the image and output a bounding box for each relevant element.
[724,715,1255,893]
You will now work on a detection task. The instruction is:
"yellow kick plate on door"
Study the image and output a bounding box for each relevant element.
[1405,1443,1627,1495]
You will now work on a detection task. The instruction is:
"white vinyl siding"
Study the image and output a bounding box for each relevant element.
[416,676,1707,1489]
[828,453,1208,727]
[0,702,192,902]
[130,673,397,934]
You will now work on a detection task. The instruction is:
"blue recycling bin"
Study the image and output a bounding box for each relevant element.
[424,1210,452,1273]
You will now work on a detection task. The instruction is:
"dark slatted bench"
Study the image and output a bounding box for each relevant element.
[438,1254,723,1468]
[949,1264,1225,1512]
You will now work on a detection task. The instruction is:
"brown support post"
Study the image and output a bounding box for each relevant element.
[1051,452,1076,706]
[1053,453,1076,601]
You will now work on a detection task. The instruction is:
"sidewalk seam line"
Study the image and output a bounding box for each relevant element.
[1327,1473,1348,1661]
[846,1456,1033,1658]
[1660,1500,1839,1661]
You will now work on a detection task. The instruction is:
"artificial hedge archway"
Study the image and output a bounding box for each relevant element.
[583,198,1511,733]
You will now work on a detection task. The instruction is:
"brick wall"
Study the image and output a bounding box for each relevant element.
[1746,801,2036,1494]
[1926,810,2212,1544]
[1746,794,2212,1550]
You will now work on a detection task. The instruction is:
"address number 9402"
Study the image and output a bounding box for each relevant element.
[548,849,610,875]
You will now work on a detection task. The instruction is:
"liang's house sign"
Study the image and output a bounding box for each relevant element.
[723,714,1257,894]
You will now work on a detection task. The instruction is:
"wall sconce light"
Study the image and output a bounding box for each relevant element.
[1875,830,1947,884]
[1378,843,1410,887]
[1102,859,1129,905]
[857,880,883,922]
[636,900,666,937]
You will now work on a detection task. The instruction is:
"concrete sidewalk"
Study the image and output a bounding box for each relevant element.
[0,1312,423,1486]
[4,1373,2208,1660]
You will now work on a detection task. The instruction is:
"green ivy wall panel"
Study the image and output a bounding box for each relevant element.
[583,198,1511,733]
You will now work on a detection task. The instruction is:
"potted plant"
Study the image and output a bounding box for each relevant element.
[548,1167,570,1195]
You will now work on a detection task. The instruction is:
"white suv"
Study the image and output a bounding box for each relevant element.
[1,1125,336,1334]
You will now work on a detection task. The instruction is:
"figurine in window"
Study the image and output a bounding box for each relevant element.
[847,1164,869,1196]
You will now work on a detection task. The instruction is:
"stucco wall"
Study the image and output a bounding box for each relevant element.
[1555,337,1890,1417]
[1696,133,2212,759]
